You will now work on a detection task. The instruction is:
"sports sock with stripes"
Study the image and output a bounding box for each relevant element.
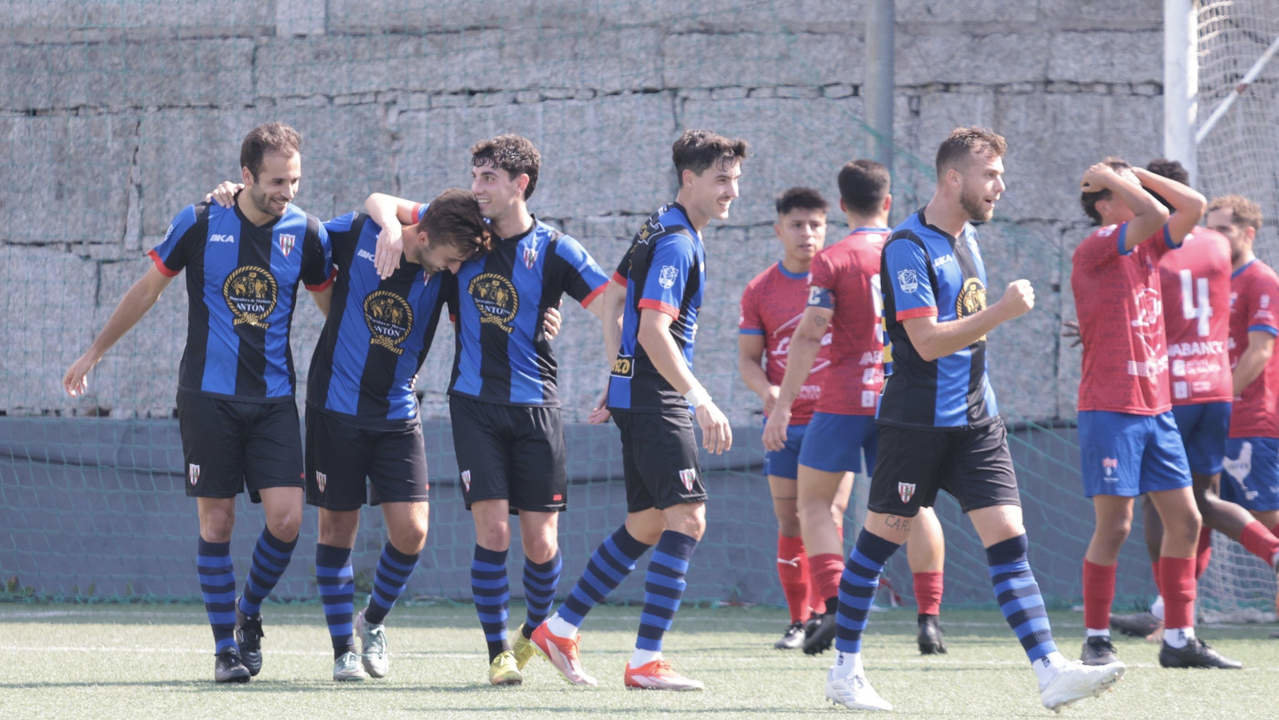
[556,525,651,630]
[634,530,697,658]
[989,534,1059,663]
[521,551,561,637]
[834,530,899,654]
[197,538,238,654]
[239,528,297,617]
[316,543,356,658]
[471,545,510,661]
[363,541,419,626]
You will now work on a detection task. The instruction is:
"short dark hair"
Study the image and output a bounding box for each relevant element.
[1080,156,1132,225]
[935,126,1006,177]
[240,122,302,180]
[1207,194,1263,232]
[672,129,748,183]
[775,187,828,216]
[470,134,541,200]
[1145,158,1191,210]
[419,189,493,258]
[837,159,891,215]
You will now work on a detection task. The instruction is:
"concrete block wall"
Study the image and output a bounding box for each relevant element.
[1,0,1178,423]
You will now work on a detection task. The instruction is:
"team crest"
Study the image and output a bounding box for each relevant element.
[278,233,296,257]
[658,265,679,290]
[468,273,519,334]
[1101,457,1118,480]
[316,471,327,493]
[461,469,472,493]
[223,265,278,328]
[522,245,538,270]
[897,482,916,504]
[188,463,200,486]
[678,468,697,491]
[364,290,414,355]
[896,268,919,294]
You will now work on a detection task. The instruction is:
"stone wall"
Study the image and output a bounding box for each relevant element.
[0,0,1172,422]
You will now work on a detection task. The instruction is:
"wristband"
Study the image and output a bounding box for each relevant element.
[684,385,711,408]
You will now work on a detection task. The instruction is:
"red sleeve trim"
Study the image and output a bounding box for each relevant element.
[410,203,425,224]
[147,249,180,278]
[896,306,937,321]
[304,267,337,292]
[637,298,680,319]
[611,271,628,287]
[580,282,608,309]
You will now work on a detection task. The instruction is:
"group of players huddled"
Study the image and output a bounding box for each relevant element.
[60,119,1277,712]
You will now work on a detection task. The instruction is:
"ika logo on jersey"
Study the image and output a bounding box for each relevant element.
[188,463,200,486]
[897,482,916,504]
[896,268,919,294]
[659,265,679,290]
[210,233,235,244]
[278,233,296,257]
[678,468,697,491]
[522,245,538,270]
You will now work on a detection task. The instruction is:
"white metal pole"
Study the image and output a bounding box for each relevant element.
[865,0,895,175]
[1164,0,1198,183]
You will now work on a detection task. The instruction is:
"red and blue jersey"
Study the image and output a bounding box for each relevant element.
[739,261,829,424]
[1229,258,1279,438]
[306,212,454,426]
[608,202,704,412]
[877,210,997,429]
[417,208,608,407]
[148,200,333,401]
[1158,226,1232,405]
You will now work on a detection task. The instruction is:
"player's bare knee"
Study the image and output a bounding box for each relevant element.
[266,507,302,542]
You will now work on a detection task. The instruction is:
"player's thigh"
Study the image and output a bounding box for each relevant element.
[768,475,800,533]
[866,423,946,518]
[306,407,374,512]
[1138,411,1193,495]
[942,418,1020,514]
[798,413,874,474]
[178,392,248,499]
[243,400,305,496]
[797,465,846,508]
[367,421,430,507]
[618,410,707,512]
[1078,410,1155,498]
[764,422,805,480]
[507,406,568,513]
[1222,437,1279,512]
[1172,402,1230,476]
[449,396,512,508]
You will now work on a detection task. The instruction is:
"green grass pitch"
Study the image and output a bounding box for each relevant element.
[2,603,1276,719]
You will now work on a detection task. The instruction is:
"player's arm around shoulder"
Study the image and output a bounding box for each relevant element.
[364,192,422,279]
[637,308,731,454]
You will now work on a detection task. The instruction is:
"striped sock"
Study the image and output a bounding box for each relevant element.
[197,538,238,654]
[988,534,1058,662]
[522,551,561,638]
[472,545,510,661]
[635,531,697,654]
[559,526,652,628]
[834,530,899,654]
[316,543,355,658]
[238,528,297,617]
[363,542,419,626]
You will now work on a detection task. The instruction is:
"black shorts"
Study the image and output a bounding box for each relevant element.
[305,406,430,511]
[177,392,304,502]
[449,394,566,513]
[613,409,708,512]
[868,418,1019,517]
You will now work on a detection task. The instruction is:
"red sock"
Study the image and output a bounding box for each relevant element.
[809,553,845,612]
[1082,560,1116,631]
[913,571,943,616]
[1238,521,1279,566]
[1159,556,1197,628]
[776,534,810,623]
[1195,527,1213,579]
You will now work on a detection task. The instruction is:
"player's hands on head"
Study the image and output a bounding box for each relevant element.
[1061,319,1082,348]
[997,279,1035,319]
[62,354,97,398]
[762,403,791,452]
[1080,163,1116,192]
[587,387,611,424]
[205,181,243,208]
[696,400,732,455]
[374,223,404,279]
[542,303,562,339]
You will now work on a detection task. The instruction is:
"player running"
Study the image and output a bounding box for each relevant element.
[1072,157,1240,669]
[533,130,746,690]
[761,161,948,656]
[63,123,333,683]
[824,128,1123,712]
[368,134,614,686]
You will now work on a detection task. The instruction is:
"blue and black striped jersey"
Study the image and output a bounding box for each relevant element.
[607,202,704,413]
[877,209,998,429]
[306,212,454,426]
[149,201,332,401]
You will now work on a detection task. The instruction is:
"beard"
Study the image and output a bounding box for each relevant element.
[959,186,993,223]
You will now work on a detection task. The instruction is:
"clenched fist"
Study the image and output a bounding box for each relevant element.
[998,279,1035,319]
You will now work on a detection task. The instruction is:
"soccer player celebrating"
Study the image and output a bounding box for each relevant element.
[63,123,334,683]
[1072,157,1240,669]
[824,128,1123,712]
[533,130,746,690]
[368,135,613,686]
[1214,195,1279,579]
[761,162,948,656]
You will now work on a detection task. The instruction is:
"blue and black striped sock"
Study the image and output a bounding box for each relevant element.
[987,534,1058,662]
[521,551,561,638]
[316,543,355,659]
[834,530,900,654]
[635,530,697,654]
[238,528,297,617]
[363,541,419,626]
[197,538,238,654]
[472,545,510,661]
[559,526,651,628]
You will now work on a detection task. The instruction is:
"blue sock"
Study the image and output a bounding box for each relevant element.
[364,541,419,625]
[472,545,510,661]
[635,530,697,653]
[987,534,1058,662]
[522,551,562,638]
[835,530,901,654]
[316,543,355,659]
[239,528,297,617]
[559,526,652,627]
[197,538,238,654]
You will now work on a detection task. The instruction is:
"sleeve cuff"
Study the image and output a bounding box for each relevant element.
[147,249,180,278]
[611,271,628,287]
[1248,324,1279,337]
[637,298,679,319]
[580,282,608,309]
[896,306,938,320]
[738,328,764,335]
[304,267,337,292]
